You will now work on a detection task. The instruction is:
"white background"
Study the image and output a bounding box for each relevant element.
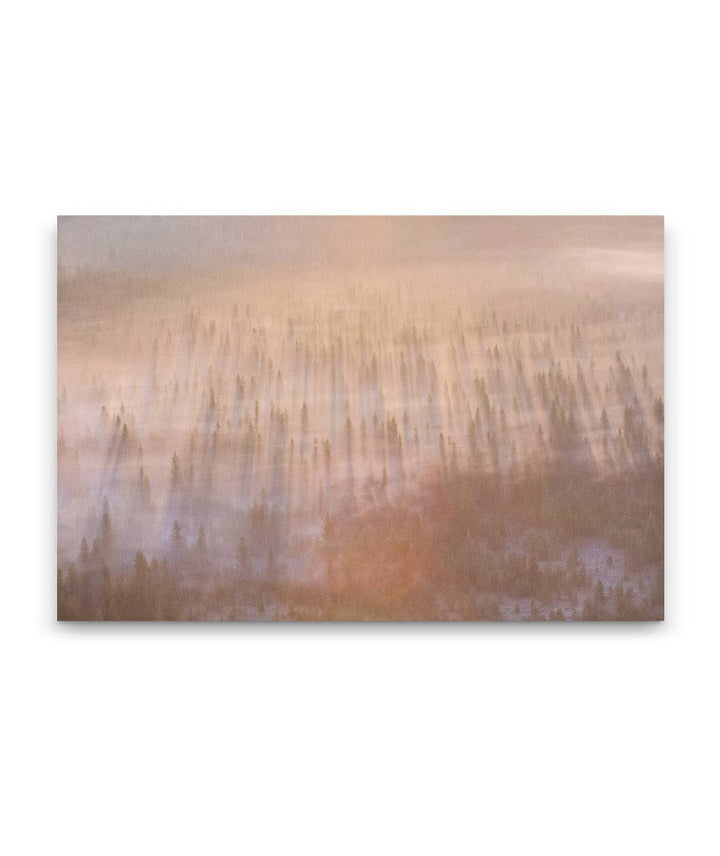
[2,2,718,854]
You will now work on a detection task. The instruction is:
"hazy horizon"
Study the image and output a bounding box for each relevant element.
[59,215,663,287]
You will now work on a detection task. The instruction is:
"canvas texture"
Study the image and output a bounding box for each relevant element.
[57,216,664,621]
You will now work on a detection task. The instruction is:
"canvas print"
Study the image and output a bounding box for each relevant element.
[57,216,664,621]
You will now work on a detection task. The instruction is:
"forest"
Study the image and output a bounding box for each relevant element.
[57,216,664,620]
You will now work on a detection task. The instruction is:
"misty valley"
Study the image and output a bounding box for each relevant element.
[57,218,663,620]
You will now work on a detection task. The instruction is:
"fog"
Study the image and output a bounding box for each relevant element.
[57,216,663,620]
